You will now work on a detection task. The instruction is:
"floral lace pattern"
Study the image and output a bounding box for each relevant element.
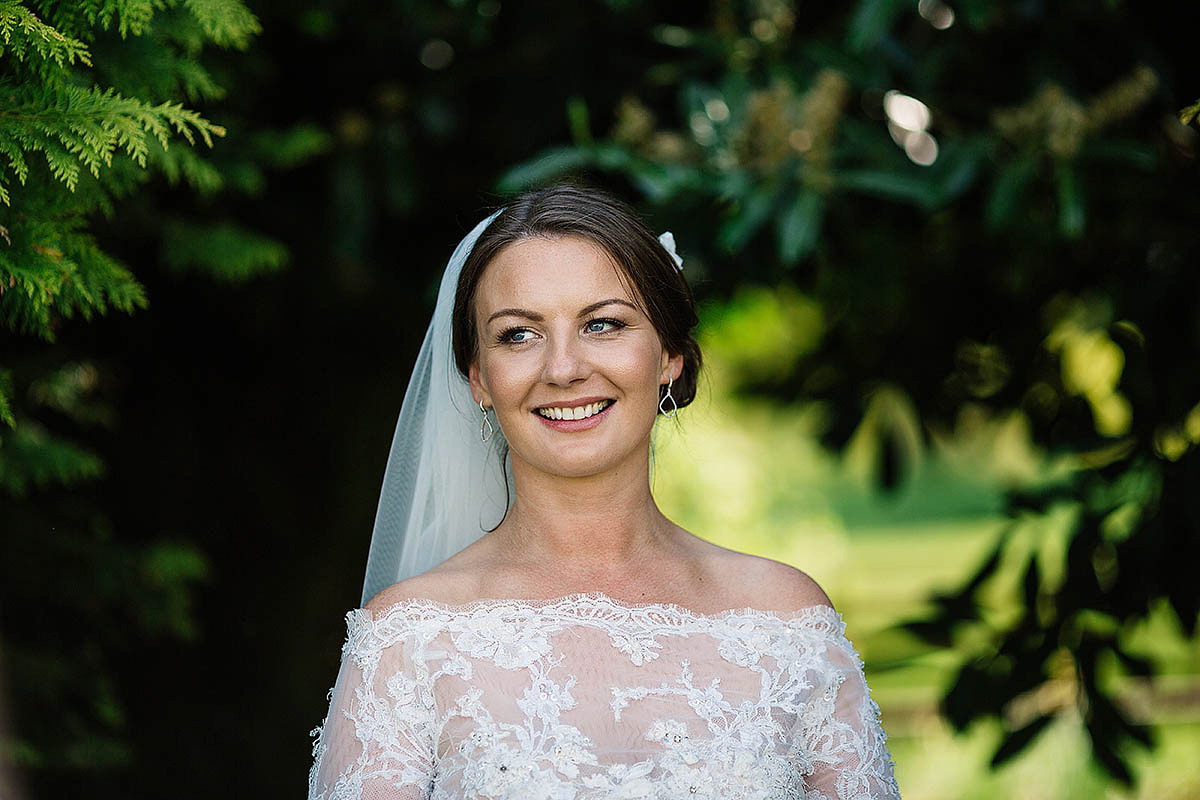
[309,594,900,800]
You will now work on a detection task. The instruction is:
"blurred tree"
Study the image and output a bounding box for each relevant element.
[1,0,1194,795]
[0,0,320,781]
[501,0,1198,785]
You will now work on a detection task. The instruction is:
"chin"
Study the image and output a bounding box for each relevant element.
[511,438,650,480]
[513,453,621,480]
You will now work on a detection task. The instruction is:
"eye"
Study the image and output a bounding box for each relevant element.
[497,327,537,344]
[584,318,626,334]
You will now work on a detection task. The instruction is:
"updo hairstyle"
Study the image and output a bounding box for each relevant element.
[451,185,702,413]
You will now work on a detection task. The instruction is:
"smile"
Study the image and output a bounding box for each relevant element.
[535,400,613,421]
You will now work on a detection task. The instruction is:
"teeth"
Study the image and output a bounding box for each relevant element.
[537,400,611,421]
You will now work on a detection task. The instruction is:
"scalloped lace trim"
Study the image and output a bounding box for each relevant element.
[310,592,900,800]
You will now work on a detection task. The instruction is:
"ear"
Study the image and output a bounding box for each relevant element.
[469,361,492,408]
[660,350,684,385]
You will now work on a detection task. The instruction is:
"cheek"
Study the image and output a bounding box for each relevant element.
[478,352,538,404]
[610,342,668,392]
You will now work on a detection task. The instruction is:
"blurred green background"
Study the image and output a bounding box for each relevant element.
[1,1,1197,797]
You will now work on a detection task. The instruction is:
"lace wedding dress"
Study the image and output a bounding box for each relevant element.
[308,593,901,800]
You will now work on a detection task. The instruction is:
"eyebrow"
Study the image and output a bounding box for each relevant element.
[485,298,639,326]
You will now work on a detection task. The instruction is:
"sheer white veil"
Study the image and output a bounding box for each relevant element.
[361,210,509,605]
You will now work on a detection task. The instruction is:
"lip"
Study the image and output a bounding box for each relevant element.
[532,398,615,432]
[533,396,613,411]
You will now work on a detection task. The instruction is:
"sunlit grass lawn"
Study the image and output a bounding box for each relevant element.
[653,385,1200,800]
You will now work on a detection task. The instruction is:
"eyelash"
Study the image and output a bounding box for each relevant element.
[585,317,627,334]
[495,317,627,344]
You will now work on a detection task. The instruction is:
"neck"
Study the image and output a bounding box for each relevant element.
[493,453,677,574]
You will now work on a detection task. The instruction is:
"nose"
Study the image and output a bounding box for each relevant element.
[540,330,589,387]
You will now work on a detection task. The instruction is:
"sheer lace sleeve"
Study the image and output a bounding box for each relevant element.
[798,619,900,800]
[308,609,437,800]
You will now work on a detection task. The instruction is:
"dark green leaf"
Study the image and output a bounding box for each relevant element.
[0,368,13,428]
[717,189,776,253]
[1114,646,1154,678]
[991,713,1054,767]
[943,660,994,730]
[1082,139,1158,170]
[160,220,286,282]
[836,169,941,209]
[567,96,593,146]
[630,163,700,203]
[963,529,1010,596]
[1022,556,1040,613]
[1087,723,1134,785]
[1179,98,1200,125]
[898,617,954,647]
[1055,161,1086,239]
[987,154,1038,229]
[496,147,594,194]
[776,188,824,265]
[847,0,907,53]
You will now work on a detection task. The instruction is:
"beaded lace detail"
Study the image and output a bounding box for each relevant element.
[308,593,900,800]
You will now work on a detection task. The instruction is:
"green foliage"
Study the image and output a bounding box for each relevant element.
[0,86,225,199]
[0,0,1190,793]
[0,0,282,336]
[248,122,333,170]
[78,0,165,38]
[0,366,14,427]
[161,219,288,281]
[503,0,1197,785]
[138,540,210,639]
[0,0,305,781]
[1181,97,1200,126]
[0,2,91,66]
[698,286,823,385]
[2,519,212,769]
[182,0,261,49]
[28,361,114,426]
[0,217,146,338]
[65,0,260,44]
[0,417,105,494]
[909,453,1188,782]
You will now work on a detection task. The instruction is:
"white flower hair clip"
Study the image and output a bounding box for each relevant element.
[658,231,684,271]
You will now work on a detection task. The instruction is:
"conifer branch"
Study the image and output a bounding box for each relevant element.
[0,417,105,495]
[161,219,287,281]
[149,136,223,192]
[0,86,225,198]
[173,56,225,102]
[77,0,165,38]
[0,367,14,428]
[0,221,147,339]
[0,1,92,66]
[0,0,270,778]
[183,0,261,50]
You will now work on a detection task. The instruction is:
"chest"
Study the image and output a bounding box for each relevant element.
[405,622,836,800]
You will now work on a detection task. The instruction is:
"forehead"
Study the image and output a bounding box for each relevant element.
[475,235,639,313]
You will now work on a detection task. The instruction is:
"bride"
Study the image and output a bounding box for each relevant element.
[308,185,901,799]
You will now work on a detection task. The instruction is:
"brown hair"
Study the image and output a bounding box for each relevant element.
[452,185,702,412]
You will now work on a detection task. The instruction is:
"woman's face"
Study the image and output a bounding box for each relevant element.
[468,235,682,480]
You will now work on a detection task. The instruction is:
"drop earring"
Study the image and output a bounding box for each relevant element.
[659,376,678,418]
[479,399,495,443]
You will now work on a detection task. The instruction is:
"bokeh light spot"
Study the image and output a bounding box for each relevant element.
[419,39,455,70]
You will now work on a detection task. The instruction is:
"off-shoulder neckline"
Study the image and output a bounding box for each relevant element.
[360,590,841,625]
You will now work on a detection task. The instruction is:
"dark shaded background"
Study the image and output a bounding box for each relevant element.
[2,1,1197,797]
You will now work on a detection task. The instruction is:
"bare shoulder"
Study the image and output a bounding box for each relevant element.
[750,556,833,611]
[363,565,483,615]
[699,543,832,612]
